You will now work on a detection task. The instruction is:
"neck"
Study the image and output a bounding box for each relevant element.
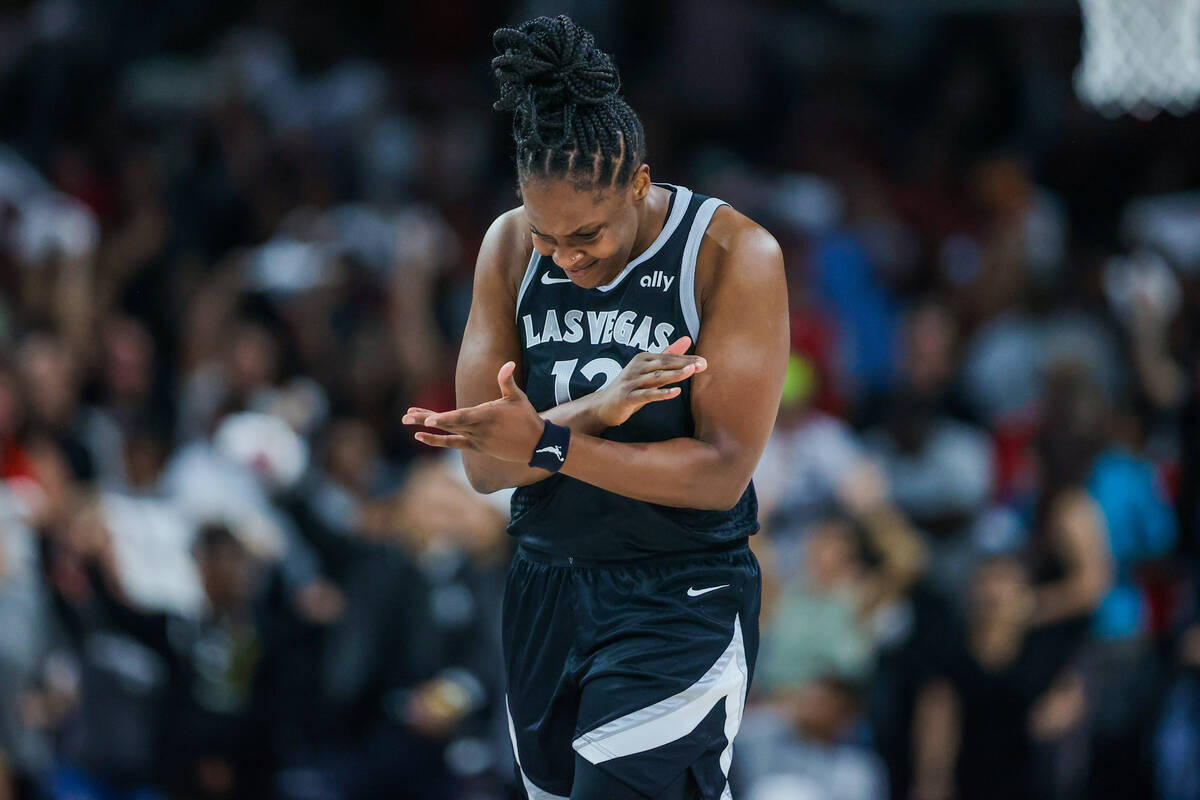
[617,184,671,275]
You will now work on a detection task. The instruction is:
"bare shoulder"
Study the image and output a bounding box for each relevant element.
[1050,487,1106,548]
[1052,487,1102,522]
[695,203,785,305]
[477,206,537,294]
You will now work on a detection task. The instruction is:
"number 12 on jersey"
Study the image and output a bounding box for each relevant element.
[551,357,623,405]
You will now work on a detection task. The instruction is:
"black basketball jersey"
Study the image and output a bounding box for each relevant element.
[510,184,759,559]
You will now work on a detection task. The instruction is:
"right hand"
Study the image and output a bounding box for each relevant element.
[592,336,707,427]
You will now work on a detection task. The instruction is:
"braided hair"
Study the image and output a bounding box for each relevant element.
[492,15,646,190]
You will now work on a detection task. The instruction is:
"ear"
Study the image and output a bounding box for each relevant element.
[630,163,651,201]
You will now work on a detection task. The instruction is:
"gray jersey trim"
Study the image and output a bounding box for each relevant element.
[594,185,694,293]
[514,247,540,323]
[679,197,729,341]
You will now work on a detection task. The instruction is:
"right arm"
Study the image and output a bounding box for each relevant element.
[409,210,707,494]
[837,464,928,615]
[1031,489,1111,627]
[448,210,600,493]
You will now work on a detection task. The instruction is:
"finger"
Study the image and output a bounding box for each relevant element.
[636,364,702,388]
[497,361,523,400]
[664,335,693,355]
[414,432,472,450]
[424,408,479,430]
[640,353,708,374]
[628,386,682,402]
[403,408,438,425]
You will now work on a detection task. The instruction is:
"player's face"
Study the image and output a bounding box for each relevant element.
[521,165,651,289]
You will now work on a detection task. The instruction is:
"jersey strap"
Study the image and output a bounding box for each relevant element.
[679,197,729,341]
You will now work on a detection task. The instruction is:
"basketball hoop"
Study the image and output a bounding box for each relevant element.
[1075,0,1200,118]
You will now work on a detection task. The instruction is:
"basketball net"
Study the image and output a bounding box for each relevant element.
[1075,0,1200,118]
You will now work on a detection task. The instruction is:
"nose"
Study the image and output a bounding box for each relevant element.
[552,250,585,270]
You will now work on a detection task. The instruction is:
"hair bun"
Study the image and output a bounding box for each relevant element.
[492,15,621,118]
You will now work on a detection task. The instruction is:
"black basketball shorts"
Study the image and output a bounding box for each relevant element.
[502,541,762,799]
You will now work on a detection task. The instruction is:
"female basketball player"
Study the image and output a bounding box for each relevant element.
[403,15,788,800]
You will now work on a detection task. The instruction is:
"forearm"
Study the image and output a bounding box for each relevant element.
[856,510,927,615]
[1131,310,1186,411]
[858,505,927,598]
[561,432,747,510]
[462,393,609,493]
[1032,578,1104,627]
[912,679,960,800]
[1032,494,1110,627]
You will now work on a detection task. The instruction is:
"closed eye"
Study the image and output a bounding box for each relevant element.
[530,226,602,243]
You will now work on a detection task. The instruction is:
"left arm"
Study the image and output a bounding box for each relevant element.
[414,212,789,511]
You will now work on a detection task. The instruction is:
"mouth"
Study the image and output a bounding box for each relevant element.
[565,258,600,277]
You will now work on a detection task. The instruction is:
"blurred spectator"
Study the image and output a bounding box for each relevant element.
[1037,371,1175,800]
[736,678,887,800]
[45,512,273,800]
[756,470,926,691]
[863,299,995,603]
[98,417,204,618]
[0,469,50,797]
[178,317,283,444]
[911,554,1085,800]
[91,316,167,449]
[1022,368,1112,633]
[744,466,923,800]
[268,457,507,800]
[18,331,119,486]
[1156,609,1200,800]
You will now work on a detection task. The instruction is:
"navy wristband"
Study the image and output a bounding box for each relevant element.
[529,420,570,472]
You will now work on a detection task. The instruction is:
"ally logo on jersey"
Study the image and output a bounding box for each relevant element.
[639,269,675,291]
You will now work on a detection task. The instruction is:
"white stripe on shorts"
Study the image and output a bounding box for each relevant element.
[572,614,749,796]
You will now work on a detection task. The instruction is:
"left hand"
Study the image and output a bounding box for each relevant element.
[403,361,545,463]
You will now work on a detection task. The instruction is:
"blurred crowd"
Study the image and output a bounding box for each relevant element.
[0,1,1196,799]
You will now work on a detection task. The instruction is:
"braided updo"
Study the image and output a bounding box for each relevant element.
[492,15,646,190]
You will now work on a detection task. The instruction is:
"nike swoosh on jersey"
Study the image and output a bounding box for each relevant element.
[541,271,573,285]
[687,584,730,597]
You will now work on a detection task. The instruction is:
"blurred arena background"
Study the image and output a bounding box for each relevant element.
[0,0,1197,799]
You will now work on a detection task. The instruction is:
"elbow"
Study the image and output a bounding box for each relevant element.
[693,470,752,511]
[897,531,931,587]
[892,549,929,592]
[1082,572,1112,611]
[462,456,507,495]
[465,470,505,495]
[694,496,741,512]
[1064,568,1111,617]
